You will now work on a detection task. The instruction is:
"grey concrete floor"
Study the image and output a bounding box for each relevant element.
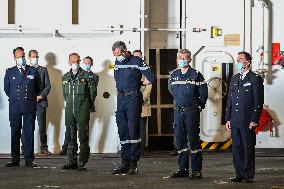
[0,151,283,189]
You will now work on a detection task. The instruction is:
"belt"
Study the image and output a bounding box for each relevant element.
[174,106,197,112]
[117,90,140,96]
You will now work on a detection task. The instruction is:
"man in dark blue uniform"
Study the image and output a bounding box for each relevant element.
[169,49,208,179]
[4,47,40,167]
[111,41,156,175]
[225,51,264,183]
[21,49,52,155]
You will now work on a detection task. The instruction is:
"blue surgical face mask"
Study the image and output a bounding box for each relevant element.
[16,57,26,67]
[117,55,126,62]
[178,60,189,68]
[30,58,38,66]
[71,63,79,71]
[236,63,244,72]
[81,64,91,71]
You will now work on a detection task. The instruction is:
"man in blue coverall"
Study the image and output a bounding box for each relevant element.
[225,51,264,183]
[111,41,156,175]
[169,49,208,179]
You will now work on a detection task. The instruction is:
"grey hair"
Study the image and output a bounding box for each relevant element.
[112,41,127,52]
[177,49,191,58]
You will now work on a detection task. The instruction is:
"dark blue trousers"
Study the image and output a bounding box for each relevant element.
[116,93,142,161]
[174,109,202,171]
[10,112,35,163]
[22,106,48,151]
[231,126,256,179]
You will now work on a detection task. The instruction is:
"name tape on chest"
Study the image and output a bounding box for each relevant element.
[171,80,206,86]
[114,64,150,71]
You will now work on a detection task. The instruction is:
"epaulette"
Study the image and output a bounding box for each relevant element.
[169,68,180,75]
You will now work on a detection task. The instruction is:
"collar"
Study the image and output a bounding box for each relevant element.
[17,65,26,70]
[240,70,249,79]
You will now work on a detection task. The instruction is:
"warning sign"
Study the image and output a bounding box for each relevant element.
[224,34,240,46]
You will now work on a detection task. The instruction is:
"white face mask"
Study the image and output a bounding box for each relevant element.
[71,63,79,71]
[16,57,26,67]
[30,58,38,66]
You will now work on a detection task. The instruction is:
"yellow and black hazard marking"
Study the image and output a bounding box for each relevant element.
[109,64,115,69]
[201,139,232,151]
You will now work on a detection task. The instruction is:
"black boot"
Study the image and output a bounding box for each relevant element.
[189,171,202,179]
[129,160,138,175]
[170,169,189,178]
[78,162,87,171]
[112,159,130,174]
[62,162,78,169]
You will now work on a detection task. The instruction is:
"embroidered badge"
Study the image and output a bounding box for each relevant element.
[27,75,34,79]
[243,82,251,87]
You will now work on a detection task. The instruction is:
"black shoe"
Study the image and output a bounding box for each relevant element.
[170,169,189,178]
[243,178,254,183]
[112,160,130,175]
[230,177,243,182]
[62,162,78,169]
[5,161,20,167]
[59,149,67,155]
[25,161,37,167]
[128,160,138,175]
[78,162,87,171]
[41,149,52,155]
[189,171,202,179]
[170,148,178,156]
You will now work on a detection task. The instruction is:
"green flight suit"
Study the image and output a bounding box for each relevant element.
[62,67,95,164]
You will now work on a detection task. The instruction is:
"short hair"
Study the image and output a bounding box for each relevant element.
[238,51,252,62]
[83,56,93,65]
[28,49,38,57]
[13,47,24,57]
[112,41,127,52]
[177,49,191,58]
[133,49,142,55]
[69,52,80,60]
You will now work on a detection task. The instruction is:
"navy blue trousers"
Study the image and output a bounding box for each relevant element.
[231,126,256,179]
[10,112,35,163]
[174,109,202,171]
[116,93,142,161]
[21,106,48,151]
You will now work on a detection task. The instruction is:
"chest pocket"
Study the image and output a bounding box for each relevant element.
[63,80,70,95]
[77,79,87,95]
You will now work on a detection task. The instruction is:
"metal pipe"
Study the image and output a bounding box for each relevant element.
[179,0,182,49]
[0,25,190,32]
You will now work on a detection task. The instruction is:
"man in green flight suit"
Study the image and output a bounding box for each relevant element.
[61,52,95,171]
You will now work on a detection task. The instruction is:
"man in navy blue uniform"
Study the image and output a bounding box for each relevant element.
[4,47,40,167]
[225,51,264,183]
[169,49,208,179]
[111,41,156,175]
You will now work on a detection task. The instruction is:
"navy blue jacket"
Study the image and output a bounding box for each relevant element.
[169,67,208,109]
[114,55,156,92]
[225,71,264,125]
[4,65,41,113]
